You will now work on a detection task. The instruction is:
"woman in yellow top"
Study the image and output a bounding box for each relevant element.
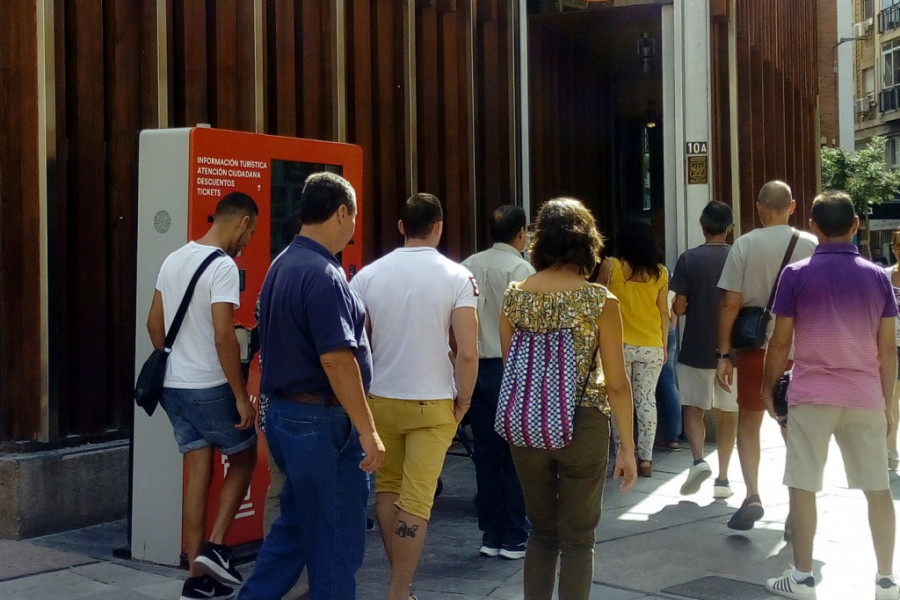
[597,220,669,477]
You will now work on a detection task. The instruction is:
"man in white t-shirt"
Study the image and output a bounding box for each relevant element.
[715,180,817,533]
[350,193,479,600]
[147,192,258,600]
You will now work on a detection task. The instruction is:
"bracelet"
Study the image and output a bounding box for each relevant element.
[715,350,731,359]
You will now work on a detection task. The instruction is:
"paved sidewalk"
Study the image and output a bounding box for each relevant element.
[2,422,899,599]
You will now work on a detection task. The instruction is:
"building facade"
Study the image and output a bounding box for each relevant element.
[0,0,822,536]
[853,0,900,254]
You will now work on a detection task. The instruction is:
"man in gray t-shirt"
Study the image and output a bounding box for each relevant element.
[715,180,817,533]
[671,201,738,500]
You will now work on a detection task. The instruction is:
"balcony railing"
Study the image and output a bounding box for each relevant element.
[882,85,900,113]
[881,5,900,33]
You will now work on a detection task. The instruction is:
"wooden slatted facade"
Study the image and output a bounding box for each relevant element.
[728,0,819,230]
[0,0,820,444]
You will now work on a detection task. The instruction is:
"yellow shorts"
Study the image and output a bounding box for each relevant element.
[369,395,457,520]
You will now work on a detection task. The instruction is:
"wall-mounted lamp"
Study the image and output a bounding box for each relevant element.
[638,32,655,74]
[645,102,657,128]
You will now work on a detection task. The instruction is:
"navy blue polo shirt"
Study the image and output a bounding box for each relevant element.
[258,235,372,397]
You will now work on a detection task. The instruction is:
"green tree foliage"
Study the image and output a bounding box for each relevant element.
[821,136,900,217]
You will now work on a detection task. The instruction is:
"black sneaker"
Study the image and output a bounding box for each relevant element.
[180,575,235,600]
[194,542,242,586]
[499,542,526,560]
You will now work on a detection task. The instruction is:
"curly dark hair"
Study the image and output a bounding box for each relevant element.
[615,219,663,281]
[529,198,604,275]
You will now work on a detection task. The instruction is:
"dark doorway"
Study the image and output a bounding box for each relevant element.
[526,3,664,249]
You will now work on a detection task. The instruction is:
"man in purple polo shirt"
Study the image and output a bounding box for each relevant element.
[762,191,899,600]
[239,172,385,600]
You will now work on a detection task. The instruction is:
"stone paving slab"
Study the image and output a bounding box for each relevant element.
[0,539,96,581]
[3,424,900,599]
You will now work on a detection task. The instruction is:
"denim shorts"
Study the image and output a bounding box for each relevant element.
[160,383,257,455]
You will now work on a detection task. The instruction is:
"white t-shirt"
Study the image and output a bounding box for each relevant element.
[349,247,479,400]
[156,241,240,388]
[717,224,817,341]
[462,243,535,359]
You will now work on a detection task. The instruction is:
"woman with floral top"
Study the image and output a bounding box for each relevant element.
[499,198,637,600]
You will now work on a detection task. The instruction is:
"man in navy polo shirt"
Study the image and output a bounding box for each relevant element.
[239,172,385,600]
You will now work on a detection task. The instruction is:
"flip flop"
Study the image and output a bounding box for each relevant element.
[727,496,764,531]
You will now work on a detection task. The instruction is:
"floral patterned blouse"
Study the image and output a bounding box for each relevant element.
[502,282,612,413]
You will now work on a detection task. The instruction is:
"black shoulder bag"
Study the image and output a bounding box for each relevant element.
[134,250,226,417]
[731,230,799,350]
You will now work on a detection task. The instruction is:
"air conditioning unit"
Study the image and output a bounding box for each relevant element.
[867,91,877,107]
[856,97,872,114]
[853,19,873,38]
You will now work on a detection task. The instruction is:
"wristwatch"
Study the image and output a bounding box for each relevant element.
[715,350,731,359]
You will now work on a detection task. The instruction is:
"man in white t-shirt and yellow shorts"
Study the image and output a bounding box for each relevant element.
[350,193,479,600]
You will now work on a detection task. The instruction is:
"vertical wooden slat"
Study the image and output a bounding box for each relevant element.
[64,0,108,435]
[236,0,257,132]
[417,4,441,196]
[0,0,43,440]
[103,0,143,429]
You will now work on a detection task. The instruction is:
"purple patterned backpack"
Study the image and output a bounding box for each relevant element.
[495,328,583,449]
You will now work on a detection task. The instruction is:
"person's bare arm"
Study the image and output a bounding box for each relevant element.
[715,290,743,392]
[878,317,898,438]
[597,298,637,492]
[500,313,514,364]
[597,258,613,286]
[761,316,793,423]
[320,348,385,472]
[673,293,688,317]
[450,306,479,422]
[211,302,254,429]
[147,291,166,349]
[656,286,669,360]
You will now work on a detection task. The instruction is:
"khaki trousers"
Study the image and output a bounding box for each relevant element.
[510,407,610,600]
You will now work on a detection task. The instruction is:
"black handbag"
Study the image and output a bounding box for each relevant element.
[731,231,800,350]
[134,250,225,416]
[772,369,791,428]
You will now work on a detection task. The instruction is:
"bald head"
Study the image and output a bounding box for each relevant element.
[757,180,793,212]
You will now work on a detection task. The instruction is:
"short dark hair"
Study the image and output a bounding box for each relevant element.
[402,193,443,238]
[489,205,527,244]
[811,190,856,237]
[215,192,258,219]
[299,172,356,225]
[529,198,604,275]
[699,201,733,236]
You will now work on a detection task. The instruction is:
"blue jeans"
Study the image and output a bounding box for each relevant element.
[469,358,529,548]
[655,326,682,442]
[160,383,257,455]
[238,398,367,600]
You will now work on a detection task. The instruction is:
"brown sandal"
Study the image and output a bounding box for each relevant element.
[638,460,652,478]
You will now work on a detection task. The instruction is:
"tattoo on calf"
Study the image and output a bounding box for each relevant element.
[395,520,419,538]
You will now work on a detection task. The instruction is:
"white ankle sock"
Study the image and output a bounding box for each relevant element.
[792,568,813,582]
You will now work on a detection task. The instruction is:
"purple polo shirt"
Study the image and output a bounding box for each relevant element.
[772,243,897,409]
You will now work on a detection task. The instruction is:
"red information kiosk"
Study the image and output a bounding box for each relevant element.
[132,126,363,566]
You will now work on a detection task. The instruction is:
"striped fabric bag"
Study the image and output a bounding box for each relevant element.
[494,328,579,450]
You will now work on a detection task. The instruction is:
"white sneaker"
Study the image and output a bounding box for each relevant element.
[713,479,733,499]
[876,577,900,600]
[766,569,816,599]
[479,545,500,557]
[680,461,712,495]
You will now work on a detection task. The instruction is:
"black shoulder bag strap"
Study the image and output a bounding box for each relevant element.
[163,249,226,351]
[765,230,800,312]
